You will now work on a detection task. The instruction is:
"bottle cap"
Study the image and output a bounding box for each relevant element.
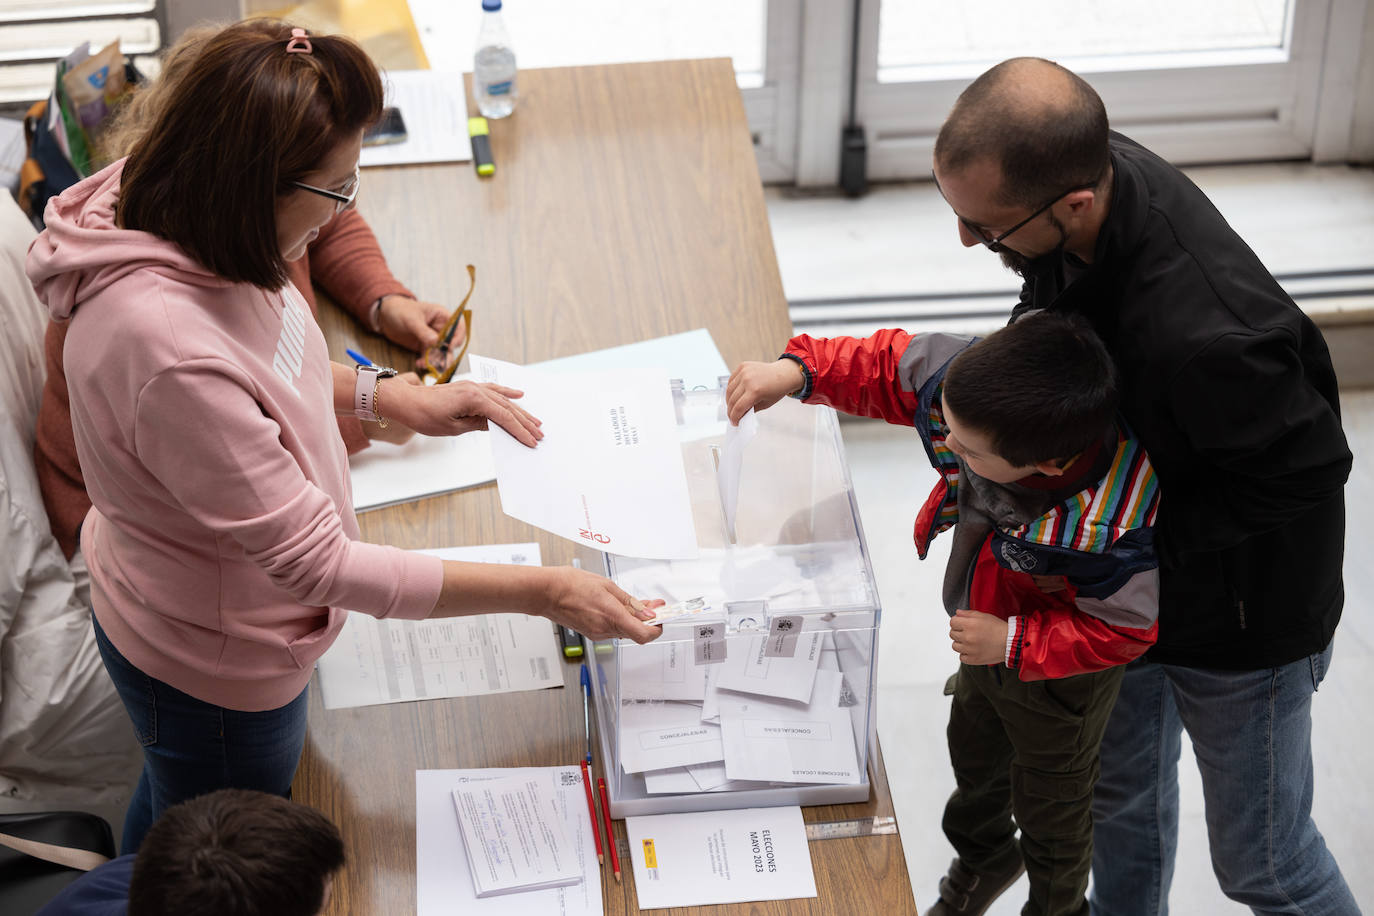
[482,0,501,10]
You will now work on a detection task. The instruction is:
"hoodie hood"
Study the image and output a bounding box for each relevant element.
[26,159,231,322]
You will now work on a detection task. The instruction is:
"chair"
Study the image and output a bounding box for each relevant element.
[0,811,115,915]
[0,194,141,910]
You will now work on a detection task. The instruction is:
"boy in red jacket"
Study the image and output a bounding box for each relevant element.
[728,311,1159,916]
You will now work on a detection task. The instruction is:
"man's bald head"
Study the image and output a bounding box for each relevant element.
[935,58,1109,209]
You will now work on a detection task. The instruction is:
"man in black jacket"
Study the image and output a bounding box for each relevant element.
[926,57,1357,916]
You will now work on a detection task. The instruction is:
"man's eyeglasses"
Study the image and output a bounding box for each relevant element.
[931,170,1099,254]
[420,264,476,385]
[292,165,361,214]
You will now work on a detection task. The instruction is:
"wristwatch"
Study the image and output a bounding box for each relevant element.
[354,363,399,426]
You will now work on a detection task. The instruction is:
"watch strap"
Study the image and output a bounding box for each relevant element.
[354,364,397,421]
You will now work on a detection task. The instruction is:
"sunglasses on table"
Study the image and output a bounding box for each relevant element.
[420,264,477,385]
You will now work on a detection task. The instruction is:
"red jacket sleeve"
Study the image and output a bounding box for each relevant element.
[783,330,921,426]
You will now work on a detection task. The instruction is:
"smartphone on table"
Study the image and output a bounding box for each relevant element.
[363,106,407,146]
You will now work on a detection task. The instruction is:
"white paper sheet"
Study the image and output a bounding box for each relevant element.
[712,630,826,704]
[719,669,862,785]
[625,806,817,910]
[452,774,581,897]
[717,407,757,541]
[618,701,724,775]
[534,329,729,392]
[618,640,707,701]
[639,761,769,795]
[317,545,560,709]
[471,355,698,560]
[362,70,472,167]
[417,767,601,916]
[347,331,728,512]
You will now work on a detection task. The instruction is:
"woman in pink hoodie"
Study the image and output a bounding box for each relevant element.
[26,19,660,854]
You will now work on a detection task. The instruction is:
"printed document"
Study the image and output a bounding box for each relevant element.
[718,669,862,785]
[471,355,698,560]
[417,767,601,916]
[317,545,560,709]
[452,774,581,897]
[361,69,472,166]
[625,806,816,909]
[618,700,724,774]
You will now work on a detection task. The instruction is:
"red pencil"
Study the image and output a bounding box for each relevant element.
[597,776,620,883]
[580,760,604,864]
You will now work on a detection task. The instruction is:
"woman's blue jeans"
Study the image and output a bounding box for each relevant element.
[92,613,309,854]
[1089,642,1359,915]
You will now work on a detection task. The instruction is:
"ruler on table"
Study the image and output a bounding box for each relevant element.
[805,816,897,841]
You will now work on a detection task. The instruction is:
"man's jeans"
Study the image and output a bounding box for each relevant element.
[1089,643,1359,915]
[92,613,309,855]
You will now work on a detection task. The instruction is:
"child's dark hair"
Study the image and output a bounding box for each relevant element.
[128,789,345,916]
[942,310,1118,468]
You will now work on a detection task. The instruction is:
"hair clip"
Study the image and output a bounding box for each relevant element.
[285,28,313,55]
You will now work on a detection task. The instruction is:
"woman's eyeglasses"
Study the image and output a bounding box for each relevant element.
[292,165,361,214]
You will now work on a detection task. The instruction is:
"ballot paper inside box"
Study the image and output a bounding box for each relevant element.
[587,386,881,817]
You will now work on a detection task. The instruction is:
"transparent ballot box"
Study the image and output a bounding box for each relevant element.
[588,383,881,817]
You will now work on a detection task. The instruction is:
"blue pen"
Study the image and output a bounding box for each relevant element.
[345,348,374,367]
[579,663,593,764]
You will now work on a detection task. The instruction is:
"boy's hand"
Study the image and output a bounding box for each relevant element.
[949,609,1009,666]
[726,359,805,425]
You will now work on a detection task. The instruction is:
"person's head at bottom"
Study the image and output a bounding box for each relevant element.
[129,789,344,916]
[940,310,1118,484]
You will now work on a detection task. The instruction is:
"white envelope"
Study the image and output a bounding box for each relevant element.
[712,631,827,704]
[619,640,707,701]
[719,669,862,785]
[618,700,723,774]
[471,356,699,560]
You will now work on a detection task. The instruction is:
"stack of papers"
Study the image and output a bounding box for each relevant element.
[452,774,581,897]
[417,767,601,915]
[617,632,863,792]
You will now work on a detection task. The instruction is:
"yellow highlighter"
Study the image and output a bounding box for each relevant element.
[468,116,495,177]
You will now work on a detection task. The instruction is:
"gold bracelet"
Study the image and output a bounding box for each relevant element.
[374,378,389,429]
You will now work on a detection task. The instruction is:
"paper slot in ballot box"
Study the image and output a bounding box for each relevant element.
[587,384,882,817]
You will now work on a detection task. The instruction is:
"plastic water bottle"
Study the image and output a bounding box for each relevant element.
[474,0,517,119]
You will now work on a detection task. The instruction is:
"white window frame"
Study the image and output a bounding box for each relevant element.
[781,0,1372,187]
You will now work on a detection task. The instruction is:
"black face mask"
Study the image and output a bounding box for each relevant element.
[999,213,1070,277]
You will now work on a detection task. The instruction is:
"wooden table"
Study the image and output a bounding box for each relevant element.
[300,59,918,916]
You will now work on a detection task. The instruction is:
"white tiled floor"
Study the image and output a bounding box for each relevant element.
[766,170,1374,913]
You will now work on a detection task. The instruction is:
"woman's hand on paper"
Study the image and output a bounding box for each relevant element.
[726,359,805,425]
[383,378,543,445]
[546,567,664,645]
